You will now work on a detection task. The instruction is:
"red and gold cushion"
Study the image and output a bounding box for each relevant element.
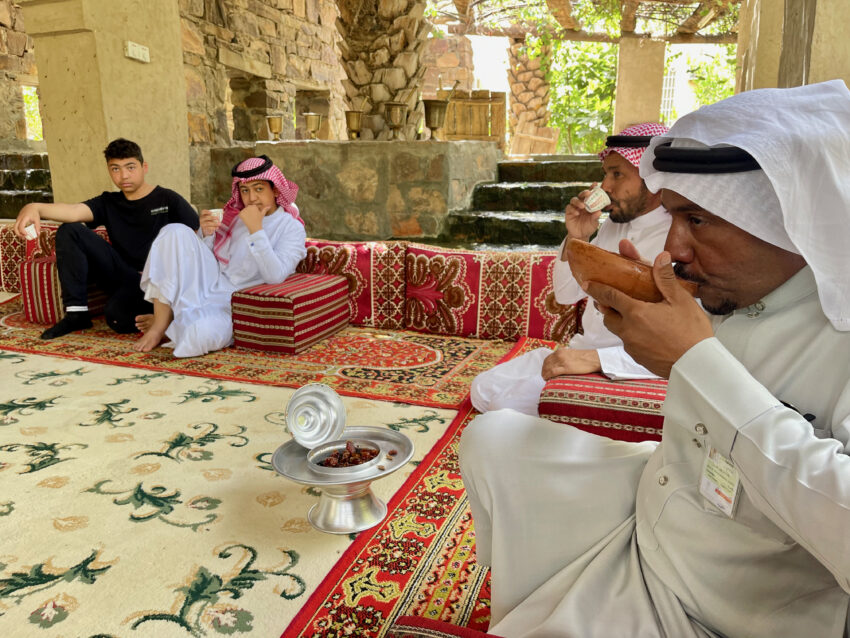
[388,616,502,638]
[231,272,350,354]
[538,374,667,443]
[403,244,578,342]
[20,256,108,324]
[297,239,407,330]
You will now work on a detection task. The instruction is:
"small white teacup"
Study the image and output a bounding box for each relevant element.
[23,224,38,241]
[207,209,224,223]
[583,186,611,213]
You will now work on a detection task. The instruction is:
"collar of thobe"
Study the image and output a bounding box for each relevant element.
[733,266,816,319]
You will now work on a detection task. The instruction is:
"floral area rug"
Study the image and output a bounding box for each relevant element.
[0,350,458,637]
[0,298,516,409]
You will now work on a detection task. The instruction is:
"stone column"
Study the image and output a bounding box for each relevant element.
[336,0,430,141]
[507,40,550,134]
[736,0,784,91]
[801,0,850,87]
[20,0,190,203]
[612,37,665,134]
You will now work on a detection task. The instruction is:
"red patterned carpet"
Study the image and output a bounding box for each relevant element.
[281,401,494,637]
[0,297,517,409]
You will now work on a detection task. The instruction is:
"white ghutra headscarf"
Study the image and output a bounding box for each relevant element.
[640,80,850,332]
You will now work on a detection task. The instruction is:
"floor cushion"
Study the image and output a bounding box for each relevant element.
[19,255,107,324]
[538,373,667,443]
[231,272,350,354]
[403,243,578,342]
[297,239,408,330]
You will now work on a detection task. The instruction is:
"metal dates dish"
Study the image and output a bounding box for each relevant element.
[565,238,698,303]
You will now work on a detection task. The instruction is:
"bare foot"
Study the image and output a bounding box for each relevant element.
[135,314,154,333]
[133,326,167,352]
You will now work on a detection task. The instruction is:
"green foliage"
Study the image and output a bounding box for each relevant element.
[543,39,618,154]
[21,86,43,142]
[688,44,737,106]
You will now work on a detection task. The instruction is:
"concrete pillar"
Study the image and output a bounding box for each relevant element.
[736,0,785,91]
[20,0,190,204]
[612,37,666,134]
[807,0,850,87]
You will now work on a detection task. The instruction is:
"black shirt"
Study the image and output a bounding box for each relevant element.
[83,186,200,270]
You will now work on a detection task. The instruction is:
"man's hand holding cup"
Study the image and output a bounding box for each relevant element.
[564,182,610,243]
[200,209,223,237]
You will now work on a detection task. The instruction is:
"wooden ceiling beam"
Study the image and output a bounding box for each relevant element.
[677,1,728,34]
[448,22,737,44]
[621,0,640,33]
[545,0,581,31]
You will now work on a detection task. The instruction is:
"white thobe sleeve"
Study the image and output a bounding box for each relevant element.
[597,346,661,380]
[666,337,850,592]
[552,238,585,305]
[554,237,659,380]
[246,218,307,285]
[200,230,214,248]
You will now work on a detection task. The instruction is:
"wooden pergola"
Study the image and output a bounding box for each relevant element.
[443,0,739,44]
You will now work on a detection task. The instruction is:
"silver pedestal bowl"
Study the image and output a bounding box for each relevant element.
[272,425,414,534]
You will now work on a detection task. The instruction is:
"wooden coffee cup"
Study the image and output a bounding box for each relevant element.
[565,238,698,303]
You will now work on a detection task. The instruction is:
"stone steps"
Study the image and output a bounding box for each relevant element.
[432,154,604,249]
[0,153,52,219]
[440,209,564,248]
[498,156,602,183]
[471,181,587,213]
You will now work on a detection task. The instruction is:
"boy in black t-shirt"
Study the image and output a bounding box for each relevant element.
[14,138,199,339]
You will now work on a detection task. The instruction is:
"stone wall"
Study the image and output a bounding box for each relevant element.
[0,0,41,152]
[179,0,348,207]
[420,35,474,98]
[210,140,500,240]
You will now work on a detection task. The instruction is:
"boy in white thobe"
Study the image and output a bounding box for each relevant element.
[136,156,307,357]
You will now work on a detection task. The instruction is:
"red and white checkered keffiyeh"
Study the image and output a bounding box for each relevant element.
[214,157,303,264]
[599,122,670,168]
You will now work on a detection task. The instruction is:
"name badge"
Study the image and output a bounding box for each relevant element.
[699,447,741,518]
[150,206,169,216]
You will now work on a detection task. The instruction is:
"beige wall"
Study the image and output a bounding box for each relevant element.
[736,0,785,91]
[21,0,190,204]
[612,37,665,134]
[808,0,850,87]
[738,0,850,92]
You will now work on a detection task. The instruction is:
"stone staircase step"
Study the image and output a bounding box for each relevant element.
[439,209,565,247]
[499,156,602,184]
[471,182,586,213]
[0,190,54,219]
[0,152,54,220]
[427,240,562,253]
[0,168,52,192]
[0,153,50,170]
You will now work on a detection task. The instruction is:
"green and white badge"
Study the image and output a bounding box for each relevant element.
[699,447,741,518]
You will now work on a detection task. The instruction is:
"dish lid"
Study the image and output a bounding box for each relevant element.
[285,383,347,448]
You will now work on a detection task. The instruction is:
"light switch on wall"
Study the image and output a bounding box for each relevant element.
[124,41,150,64]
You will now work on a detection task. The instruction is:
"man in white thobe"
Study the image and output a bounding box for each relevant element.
[460,80,850,638]
[470,123,671,417]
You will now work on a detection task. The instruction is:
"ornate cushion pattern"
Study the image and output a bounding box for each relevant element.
[297,239,407,330]
[14,223,111,321]
[20,255,108,324]
[403,244,578,342]
[538,374,667,443]
[231,272,350,354]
